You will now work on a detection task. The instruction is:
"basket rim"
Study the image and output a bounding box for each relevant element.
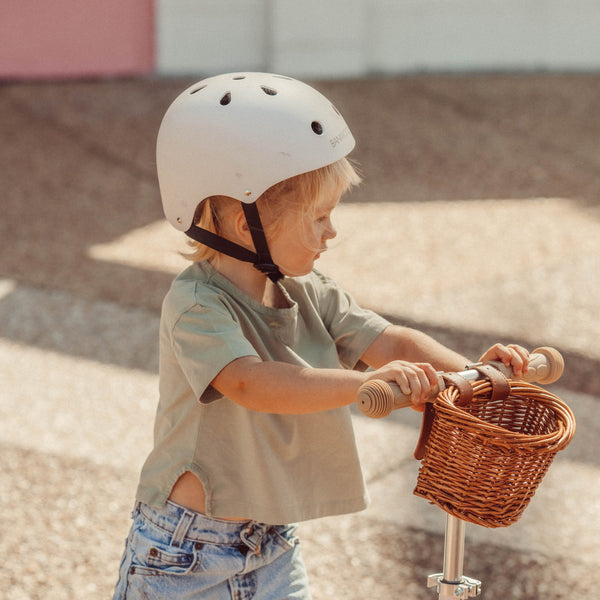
[435,380,576,451]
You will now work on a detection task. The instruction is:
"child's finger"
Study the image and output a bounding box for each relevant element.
[479,343,530,376]
[505,344,530,376]
[415,362,439,388]
[395,372,412,398]
[408,365,434,404]
[394,368,423,404]
[410,364,437,410]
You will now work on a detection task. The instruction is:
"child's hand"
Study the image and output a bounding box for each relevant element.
[479,343,530,377]
[365,360,439,411]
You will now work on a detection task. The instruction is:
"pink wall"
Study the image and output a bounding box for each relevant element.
[0,0,154,79]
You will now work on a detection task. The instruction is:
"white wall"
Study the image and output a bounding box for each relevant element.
[269,0,367,78]
[156,0,600,78]
[368,0,600,73]
[155,0,267,75]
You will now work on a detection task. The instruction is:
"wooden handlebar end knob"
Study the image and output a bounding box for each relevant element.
[530,347,564,384]
[357,380,395,418]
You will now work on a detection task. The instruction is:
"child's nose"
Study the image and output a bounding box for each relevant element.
[324,217,337,240]
[324,222,337,240]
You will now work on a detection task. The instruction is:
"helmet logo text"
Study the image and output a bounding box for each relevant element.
[329,126,350,148]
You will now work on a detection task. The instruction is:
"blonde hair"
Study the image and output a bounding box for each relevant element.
[183,157,361,263]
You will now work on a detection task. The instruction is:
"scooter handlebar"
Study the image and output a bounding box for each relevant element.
[357,346,564,419]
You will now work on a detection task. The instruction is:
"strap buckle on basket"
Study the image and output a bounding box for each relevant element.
[412,365,511,460]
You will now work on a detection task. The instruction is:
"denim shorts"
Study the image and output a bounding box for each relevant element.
[113,501,312,599]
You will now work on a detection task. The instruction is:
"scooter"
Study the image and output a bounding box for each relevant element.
[356,347,575,599]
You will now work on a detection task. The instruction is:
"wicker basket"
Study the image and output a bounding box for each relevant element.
[413,379,576,528]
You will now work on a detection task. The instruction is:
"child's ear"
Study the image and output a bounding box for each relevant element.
[233,207,253,247]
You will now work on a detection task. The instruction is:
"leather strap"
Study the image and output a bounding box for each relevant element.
[473,364,511,401]
[413,402,435,460]
[413,372,474,459]
[442,372,474,407]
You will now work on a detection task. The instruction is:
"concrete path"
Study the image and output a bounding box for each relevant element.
[1,74,599,599]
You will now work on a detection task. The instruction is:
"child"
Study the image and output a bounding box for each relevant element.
[113,72,530,599]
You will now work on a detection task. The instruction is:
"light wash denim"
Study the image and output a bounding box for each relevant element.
[113,501,312,599]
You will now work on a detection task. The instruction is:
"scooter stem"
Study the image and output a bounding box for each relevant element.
[427,515,482,599]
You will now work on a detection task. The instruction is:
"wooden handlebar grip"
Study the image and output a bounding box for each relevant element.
[357,380,441,419]
[356,380,413,418]
[485,346,564,385]
[357,346,564,418]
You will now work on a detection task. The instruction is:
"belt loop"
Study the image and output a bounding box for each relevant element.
[241,522,266,555]
[171,509,195,548]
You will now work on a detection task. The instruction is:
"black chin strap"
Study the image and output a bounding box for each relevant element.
[185,202,284,283]
[241,203,283,282]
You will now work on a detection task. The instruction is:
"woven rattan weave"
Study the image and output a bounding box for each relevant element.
[413,379,575,528]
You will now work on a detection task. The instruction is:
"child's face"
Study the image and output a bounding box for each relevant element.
[268,180,343,278]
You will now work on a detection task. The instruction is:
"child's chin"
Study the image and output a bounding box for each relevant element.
[281,265,313,278]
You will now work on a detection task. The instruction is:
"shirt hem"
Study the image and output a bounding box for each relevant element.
[205,495,371,526]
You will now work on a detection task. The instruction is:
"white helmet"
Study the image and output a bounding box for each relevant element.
[157,72,355,231]
[156,72,356,280]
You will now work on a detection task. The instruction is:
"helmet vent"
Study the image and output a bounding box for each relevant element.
[220,92,232,106]
[232,75,246,80]
[311,121,324,135]
[261,86,277,96]
[190,85,206,95]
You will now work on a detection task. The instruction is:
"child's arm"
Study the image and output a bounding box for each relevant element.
[361,325,530,377]
[210,354,438,415]
[210,325,530,415]
[360,325,469,373]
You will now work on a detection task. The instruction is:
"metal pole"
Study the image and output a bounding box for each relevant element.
[427,515,481,599]
[443,515,465,585]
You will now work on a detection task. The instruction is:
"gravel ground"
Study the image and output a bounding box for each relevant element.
[1,73,599,599]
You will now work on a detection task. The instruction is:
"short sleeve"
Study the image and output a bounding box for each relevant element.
[168,295,259,403]
[311,271,390,370]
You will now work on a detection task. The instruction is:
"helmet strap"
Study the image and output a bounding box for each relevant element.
[184,203,283,284]
[241,203,284,283]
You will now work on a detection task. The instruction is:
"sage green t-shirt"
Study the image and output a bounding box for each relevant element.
[135,261,390,525]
